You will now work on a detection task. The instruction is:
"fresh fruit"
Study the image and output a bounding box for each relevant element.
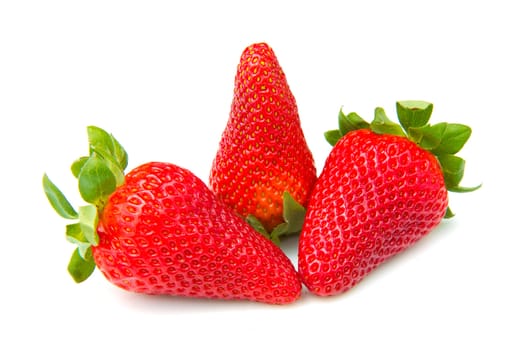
[210,42,317,241]
[43,126,302,304]
[298,101,480,296]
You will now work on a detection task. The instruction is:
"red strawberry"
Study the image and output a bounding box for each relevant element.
[43,126,301,304]
[298,101,480,296]
[210,42,317,242]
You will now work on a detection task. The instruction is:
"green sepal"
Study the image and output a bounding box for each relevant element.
[432,123,472,155]
[445,207,455,219]
[87,126,128,171]
[76,127,129,206]
[42,174,78,219]
[410,123,472,155]
[246,215,270,239]
[246,192,306,246]
[438,154,481,191]
[339,109,369,135]
[68,247,96,283]
[408,123,447,151]
[438,154,466,189]
[325,129,343,146]
[78,205,99,246]
[270,224,288,245]
[396,100,433,131]
[370,107,406,137]
[71,157,89,178]
[269,191,306,245]
[86,126,127,186]
[66,223,92,259]
[325,109,370,146]
[447,183,482,193]
[281,192,306,234]
[78,155,117,206]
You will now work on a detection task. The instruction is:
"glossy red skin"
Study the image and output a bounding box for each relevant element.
[92,162,302,304]
[210,43,317,232]
[298,130,448,296]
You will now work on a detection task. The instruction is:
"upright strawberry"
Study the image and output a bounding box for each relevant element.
[210,42,317,242]
[43,126,302,304]
[298,101,480,296]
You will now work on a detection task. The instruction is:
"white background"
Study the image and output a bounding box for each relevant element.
[1,1,523,349]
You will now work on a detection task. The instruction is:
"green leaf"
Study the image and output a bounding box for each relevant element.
[269,191,306,245]
[71,157,89,178]
[105,160,125,187]
[66,223,92,259]
[438,154,466,189]
[111,134,128,171]
[87,126,116,160]
[432,123,472,155]
[78,205,99,246]
[86,126,127,186]
[339,109,369,135]
[447,183,482,193]
[87,126,128,171]
[281,191,306,234]
[408,123,447,151]
[246,215,270,239]
[68,248,96,283]
[324,129,343,146]
[439,154,481,193]
[78,155,117,205]
[326,109,370,146]
[370,107,406,137]
[396,100,433,131]
[445,207,455,219]
[42,174,78,219]
[66,223,86,244]
[269,223,288,245]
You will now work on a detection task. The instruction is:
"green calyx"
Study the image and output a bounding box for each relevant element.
[325,101,481,218]
[246,191,306,245]
[43,126,128,282]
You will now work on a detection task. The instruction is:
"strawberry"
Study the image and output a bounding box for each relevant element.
[43,126,302,304]
[210,42,317,243]
[298,101,480,296]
